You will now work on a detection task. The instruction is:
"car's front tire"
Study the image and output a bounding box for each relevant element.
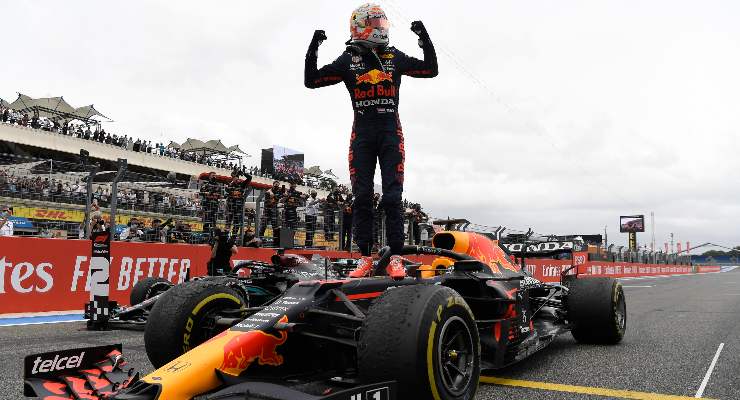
[144,280,243,368]
[358,285,480,400]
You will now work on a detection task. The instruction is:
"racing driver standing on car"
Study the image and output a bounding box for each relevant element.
[305,3,437,278]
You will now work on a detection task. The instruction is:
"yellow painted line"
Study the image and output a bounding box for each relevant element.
[480,376,713,400]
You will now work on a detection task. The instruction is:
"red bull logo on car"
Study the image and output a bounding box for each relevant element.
[218,316,289,376]
[356,69,393,85]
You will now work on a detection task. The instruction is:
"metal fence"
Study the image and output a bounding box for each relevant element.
[1,152,694,261]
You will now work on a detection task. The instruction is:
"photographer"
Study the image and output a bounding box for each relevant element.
[208,229,237,276]
[89,212,107,236]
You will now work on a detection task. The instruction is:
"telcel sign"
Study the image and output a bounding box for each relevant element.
[620,215,645,233]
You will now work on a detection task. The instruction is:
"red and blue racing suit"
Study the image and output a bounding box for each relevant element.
[305,30,437,255]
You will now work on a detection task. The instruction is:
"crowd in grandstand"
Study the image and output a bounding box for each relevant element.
[1,104,337,189]
[1,100,435,248]
[0,105,247,171]
[0,169,203,218]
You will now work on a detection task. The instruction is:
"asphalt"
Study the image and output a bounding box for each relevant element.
[0,270,738,400]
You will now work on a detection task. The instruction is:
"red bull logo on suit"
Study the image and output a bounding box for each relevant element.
[355,69,393,85]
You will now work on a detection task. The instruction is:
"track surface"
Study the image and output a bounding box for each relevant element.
[1,270,738,399]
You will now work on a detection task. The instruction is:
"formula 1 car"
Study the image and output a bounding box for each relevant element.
[83,277,175,327]
[85,254,350,330]
[24,231,626,400]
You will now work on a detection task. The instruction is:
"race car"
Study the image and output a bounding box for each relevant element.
[87,254,349,330]
[23,231,626,400]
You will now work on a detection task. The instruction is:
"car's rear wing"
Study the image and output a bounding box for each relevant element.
[24,344,138,399]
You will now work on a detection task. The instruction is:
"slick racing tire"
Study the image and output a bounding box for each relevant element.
[566,277,626,344]
[129,277,172,306]
[358,285,480,400]
[144,280,244,368]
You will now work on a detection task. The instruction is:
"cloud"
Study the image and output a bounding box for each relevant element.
[1,0,738,249]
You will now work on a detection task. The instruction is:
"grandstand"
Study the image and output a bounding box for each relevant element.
[0,93,338,245]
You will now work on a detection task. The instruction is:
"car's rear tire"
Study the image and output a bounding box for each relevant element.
[358,285,480,400]
[129,277,172,306]
[566,277,626,344]
[144,280,244,368]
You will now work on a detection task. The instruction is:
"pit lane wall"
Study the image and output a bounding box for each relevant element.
[0,237,721,314]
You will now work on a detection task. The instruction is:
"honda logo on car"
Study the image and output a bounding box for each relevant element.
[31,351,84,374]
[504,242,573,253]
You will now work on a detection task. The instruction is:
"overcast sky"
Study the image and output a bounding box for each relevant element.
[2,1,739,251]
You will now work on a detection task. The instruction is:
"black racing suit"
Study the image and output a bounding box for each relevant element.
[200,179,222,237]
[282,188,302,230]
[226,176,252,235]
[305,28,437,256]
[259,188,281,239]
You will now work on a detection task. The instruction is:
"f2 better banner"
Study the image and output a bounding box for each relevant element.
[0,237,213,313]
[0,236,317,314]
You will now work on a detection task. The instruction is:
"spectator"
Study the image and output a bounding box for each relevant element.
[0,205,14,236]
[38,226,53,238]
[406,203,428,245]
[304,190,320,247]
[281,182,302,230]
[323,188,341,242]
[341,193,353,251]
[259,181,282,239]
[243,228,262,247]
[144,217,172,242]
[119,218,143,241]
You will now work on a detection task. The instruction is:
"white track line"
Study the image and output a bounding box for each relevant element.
[0,319,82,327]
[622,285,653,288]
[695,343,724,398]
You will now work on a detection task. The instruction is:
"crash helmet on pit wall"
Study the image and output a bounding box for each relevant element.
[349,3,389,47]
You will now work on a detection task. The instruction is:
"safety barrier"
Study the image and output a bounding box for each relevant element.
[0,237,721,314]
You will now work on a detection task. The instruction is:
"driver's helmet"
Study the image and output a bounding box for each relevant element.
[349,3,389,47]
